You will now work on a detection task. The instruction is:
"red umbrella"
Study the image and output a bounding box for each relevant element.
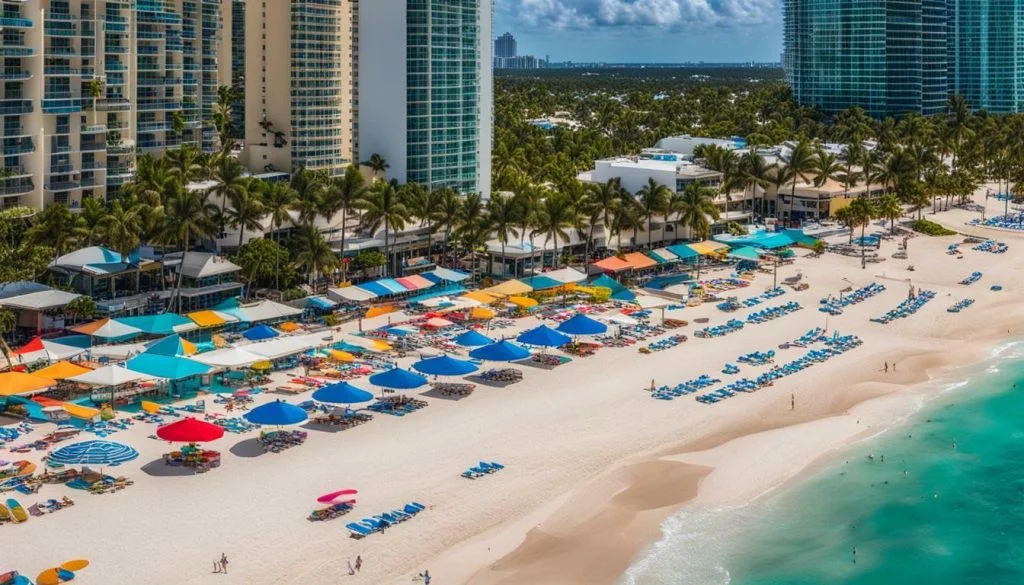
[156,417,224,443]
[317,489,358,504]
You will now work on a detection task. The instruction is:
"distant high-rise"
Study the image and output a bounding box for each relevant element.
[948,0,1024,113]
[243,0,357,175]
[360,0,492,197]
[231,0,246,140]
[495,32,516,59]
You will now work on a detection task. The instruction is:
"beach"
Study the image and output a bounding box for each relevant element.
[5,185,1023,585]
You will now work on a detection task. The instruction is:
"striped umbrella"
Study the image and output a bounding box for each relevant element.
[48,440,139,466]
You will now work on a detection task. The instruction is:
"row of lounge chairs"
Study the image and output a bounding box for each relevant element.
[870,290,937,324]
[746,302,802,324]
[699,278,751,293]
[345,502,426,538]
[948,299,975,313]
[368,398,429,416]
[214,417,258,434]
[259,430,308,453]
[971,214,1024,233]
[819,283,886,315]
[722,364,741,375]
[67,473,134,494]
[737,350,775,366]
[639,334,688,353]
[477,368,523,383]
[973,239,1008,254]
[651,375,720,400]
[0,423,34,448]
[695,319,745,338]
[959,272,983,285]
[308,501,354,522]
[462,461,504,479]
[8,429,80,454]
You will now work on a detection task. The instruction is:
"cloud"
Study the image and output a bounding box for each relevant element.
[496,0,779,31]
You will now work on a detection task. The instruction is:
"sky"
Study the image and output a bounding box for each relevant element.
[493,0,784,63]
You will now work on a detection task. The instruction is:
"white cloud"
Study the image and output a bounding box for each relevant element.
[496,0,779,30]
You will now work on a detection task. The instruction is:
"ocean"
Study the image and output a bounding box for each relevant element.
[621,341,1024,585]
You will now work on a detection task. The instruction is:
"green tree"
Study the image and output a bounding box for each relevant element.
[161,185,218,311]
[236,238,286,299]
[98,200,142,257]
[292,225,337,285]
[531,193,575,269]
[674,182,720,279]
[486,192,519,276]
[876,193,903,234]
[259,180,298,291]
[208,156,250,236]
[0,308,15,368]
[65,296,97,324]
[366,153,389,182]
[779,138,816,220]
[636,178,671,248]
[358,181,410,278]
[225,189,266,251]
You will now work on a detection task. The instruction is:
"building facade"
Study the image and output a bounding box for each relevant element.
[242,0,356,175]
[229,0,244,139]
[948,0,1024,113]
[494,31,515,59]
[359,0,492,197]
[0,0,230,210]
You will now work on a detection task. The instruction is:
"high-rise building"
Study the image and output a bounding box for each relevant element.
[229,0,245,140]
[948,0,1024,113]
[494,31,515,59]
[359,0,492,197]
[784,0,949,118]
[0,0,229,210]
[243,0,356,175]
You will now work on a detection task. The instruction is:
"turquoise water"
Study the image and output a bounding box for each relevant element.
[622,342,1024,585]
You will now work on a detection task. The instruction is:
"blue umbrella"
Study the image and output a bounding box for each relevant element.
[556,313,608,336]
[454,330,493,347]
[517,324,571,347]
[369,367,428,390]
[243,324,280,341]
[125,353,211,380]
[244,399,308,425]
[412,355,479,376]
[312,382,375,405]
[469,340,531,362]
[48,440,139,466]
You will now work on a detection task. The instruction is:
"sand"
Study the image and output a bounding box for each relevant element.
[5,184,1024,585]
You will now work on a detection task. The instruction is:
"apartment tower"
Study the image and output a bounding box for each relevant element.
[359,0,492,197]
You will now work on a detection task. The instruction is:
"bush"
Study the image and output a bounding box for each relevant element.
[912,219,956,236]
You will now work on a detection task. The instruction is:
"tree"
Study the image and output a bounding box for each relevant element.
[636,178,670,248]
[324,165,367,281]
[486,192,519,276]
[211,85,241,150]
[225,189,265,251]
[834,206,856,244]
[290,167,326,226]
[65,296,97,324]
[86,78,104,127]
[98,200,142,257]
[848,197,876,268]
[0,308,15,368]
[161,185,218,312]
[235,238,286,299]
[291,225,337,285]
[165,145,203,186]
[435,188,463,260]
[358,181,410,278]
[366,154,389,181]
[80,197,106,245]
[812,147,841,218]
[531,193,574,269]
[674,182,720,279]
[779,138,816,221]
[876,193,903,234]
[739,151,774,221]
[208,156,250,237]
[259,180,298,291]
[25,204,84,259]
[170,110,186,139]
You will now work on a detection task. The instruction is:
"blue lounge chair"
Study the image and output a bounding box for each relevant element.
[346,522,373,538]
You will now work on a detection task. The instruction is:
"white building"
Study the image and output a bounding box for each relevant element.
[584,157,722,195]
[654,135,741,158]
[358,0,492,197]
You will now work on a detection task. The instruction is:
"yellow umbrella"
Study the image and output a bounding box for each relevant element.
[251,360,272,370]
[278,321,302,332]
[326,349,356,362]
[33,361,93,380]
[470,307,495,320]
[61,560,89,572]
[462,290,500,304]
[507,296,538,308]
[365,304,396,319]
[0,371,57,396]
[36,569,67,585]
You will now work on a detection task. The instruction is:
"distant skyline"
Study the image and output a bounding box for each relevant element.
[493,0,783,63]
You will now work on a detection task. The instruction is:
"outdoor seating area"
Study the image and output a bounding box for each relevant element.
[259,430,308,453]
[746,302,802,324]
[65,470,134,494]
[818,283,886,315]
[972,239,1008,254]
[694,319,745,338]
[309,410,373,428]
[429,382,476,397]
[345,501,426,539]
[529,354,571,368]
[737,350,775,366]
[476,368,523,384]
[948,299,975,313]
[651,375,721,400]
[959,272,983,285]
[871,290,937,324]
[639,334,687,353]
[461,460,504,479]
[367,397,429,416]
[308,501,355,522]
[972,213,1024,233]
[163,447,222,471]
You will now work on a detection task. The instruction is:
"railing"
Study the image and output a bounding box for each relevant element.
[0,180,33,196]
[44,181,81,192]
[48,163,76,174]
[0,17,33,28]
[0,47,33,57]
[80,141,105,152]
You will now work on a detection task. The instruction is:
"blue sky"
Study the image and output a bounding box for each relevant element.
[494,0,783,63]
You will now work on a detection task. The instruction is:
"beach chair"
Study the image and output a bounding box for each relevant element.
[346,522,373,538]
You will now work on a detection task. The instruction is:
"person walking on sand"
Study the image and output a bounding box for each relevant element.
[220,553,228,574]
[852,546,857,564]
[213,560,221,574]
[791,393,795,410]
[347,560,355,575]
[884,361,888,373]
[355,556,362,572]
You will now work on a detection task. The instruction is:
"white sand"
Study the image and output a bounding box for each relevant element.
[6,185,1024,585]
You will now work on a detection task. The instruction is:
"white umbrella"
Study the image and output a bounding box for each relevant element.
[68,364,160,386]
[192,346,264,368]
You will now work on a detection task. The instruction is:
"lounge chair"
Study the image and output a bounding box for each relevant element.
[345,522,373,538]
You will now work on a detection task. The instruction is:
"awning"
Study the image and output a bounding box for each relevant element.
[0,371,57,396]
[306,296,337,310]
[688,240,730,256]
[518,275,561,290]
[193,346,265,368]
[186,310,238,328]
[357,281,396,297]
[462,290,501,304]
[376,279,409,295]
[278,321,302,332]
[245,332,323,360]
[470,307,495,320]
[71,318,142,340]
[14,337,87,363]
[543,267,588,284]
[225,300,303,323]
[633,294,672,309]
[33,361,93,380]
[593,256,632,273]
[422,267,471,283]
[116,313,196,335]
[365,304,396,318]
[396,275,434,290]
[328,286,378,302]
[125,354,211,381]
[68,364,160,387]
[666,244,700,260]
[589,274,634,301]
[484,279,533,296]
[623,252,659,270]
[727,246,764,261]
[649,248,680,264]
[507,296,538,308]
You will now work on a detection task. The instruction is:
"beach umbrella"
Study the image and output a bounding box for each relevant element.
[323,349,356,362]
[244,399,308,426]
[454,330,493,347]
[317,488,358,504]
[516,324,571,347]
[242,324,279,341]
[35,568,75,585]
[60,561,89,572]
[144,334,198,357]
[556,313,608,336]
[412,354,479,376]
[156,417,224,443]
[469,340,531,362]
[125,353,210,381]
[0,371,57,397]
[48,440,139,466]
[312,382,375,405]
[369,367,428,390]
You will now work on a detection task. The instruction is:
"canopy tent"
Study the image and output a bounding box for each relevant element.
[71,318,142,340]
[157,417,224,442]
[423,317,455,328]
[727,246,764,262]
[421,267,471,283]
[14,337,86,364]
[369,367,428,390]
[192,346,264,368]
[125,353,211,380]
[68,365,160,387]
[185,310,239,328]
[543,267,588,284]
[87,342,148,360]
[454,330,494,347]
[225,299,303,323]
[324,349,356,362]
[469,340,531,362]
[781,228,820,248]
[507,296,538,309]
[633,294,673,310]
[244,399,308,426]
[688,240,730,256]
[418,295,478,309]
[395,275,434,291]
[623,252,659,271]
[517,324,572,347]
[666,244,700,261]
[242,324,280,341]
[602,312,639,326]
[47,440,139,466]
[556,313,608,336]
[714,232,795,250]
[384,326,417,337]
[245,333,322,360]
[0,371,56,396]
[144,334,198,357]
[116,313,197,335]
[304,296,337,311]
[592,256,632,273]
[589,274,635,301]
[32,361,93,380]
[365,305,396,319]
[278,321,302,333]
[518,275,562,291]
[329,285,378,302]
[649,248,680,264]
[342,335,392,353]
[312,381,375,405]
[469,307,495,320]
[412,355,478,377]
[484,279,533,296]
[462,290,501,304]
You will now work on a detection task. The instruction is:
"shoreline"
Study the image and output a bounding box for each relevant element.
[428,319,1023,585]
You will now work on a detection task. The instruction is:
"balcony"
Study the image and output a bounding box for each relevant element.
[0,17,33,28]
[0,69,30,81]
[42,98,83,114]
[82,160,106,171]
[82,124,107,134]
[48,163,76,175]
[80,141,105,152]
[0,100,33,115]
[45,21,78,37]
[0,47,34,57]
[98,99,131,111]
[45,66,95,77]
[138,100,182,112]
[2,138,34,156]
[105,44,128,54]
[138,121,171,132]
[0,180,33,196]
[44,180,81,192]
[45,46,78,57]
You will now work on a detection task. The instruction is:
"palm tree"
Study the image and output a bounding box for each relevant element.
[531,193,574,269]
[98,200,142,257]
[876,194,903,234]
[837,142,864,199]
[945,94,974,171]
[848,197,876,268]
[161,185,218,312]
[259,180,297,291]
[739,151,774,222]
[858,147,880,199]
[225,189,265,251]
[878,147,916,194]
[366,154,389,182]
[165,145,203,187]
[324,165,367,280]
[26,204,84,259]
[674,183,720,280]
[292,225,337,285]
[211,85,241,149]
[779,138,816,221]
[86,78,104,127]
[812,148,841,219]
[129,154,173,206]
[486,192,519,276]
[435,188,463,260]
[208,156,250,237]
[80,197,106,245]
[834,206,856,244]
[290,168,326,226]
[636,178,671,248]
[358,181,410,278]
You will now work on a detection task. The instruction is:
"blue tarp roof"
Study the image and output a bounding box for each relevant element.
[125,353,210,380]
[454,330,493,347]
[557,313,608,336]
[312,382,375,405]
[244,400,308,425]
[308,296,335,310]
[412,355,479,376]
[422,267,471,283]
[369,367,428,390]
[713,232,795,250]
[358,281,396,297]
[469,340,531,362]
[116,313,194,335]
[242,324,279,341]
[518,275,562,290]
[376,278,408,294]
[782,229,820,247]
[145,334,193,357]
[517,324,572,347]
[666,244,700,259]
[408,285,467,304]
